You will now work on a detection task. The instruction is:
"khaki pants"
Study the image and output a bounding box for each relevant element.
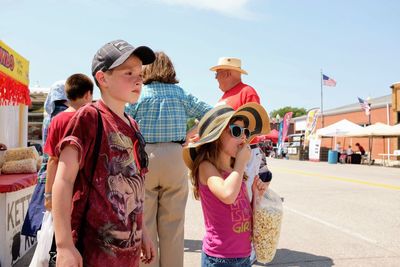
[140,143,188,267]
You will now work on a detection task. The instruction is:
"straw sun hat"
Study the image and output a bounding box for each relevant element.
[183,103,270,170]
[210,57,248,75]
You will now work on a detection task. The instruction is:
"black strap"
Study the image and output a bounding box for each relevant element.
[76,106,103,252]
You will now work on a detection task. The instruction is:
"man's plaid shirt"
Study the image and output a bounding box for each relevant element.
[126,82,211,143]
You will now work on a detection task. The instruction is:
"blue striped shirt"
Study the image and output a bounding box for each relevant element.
[126,82,212,143]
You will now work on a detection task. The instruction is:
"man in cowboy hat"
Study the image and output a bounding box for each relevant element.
[210,57,260,110]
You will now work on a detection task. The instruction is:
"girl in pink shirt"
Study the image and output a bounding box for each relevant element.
[183,103,270,267]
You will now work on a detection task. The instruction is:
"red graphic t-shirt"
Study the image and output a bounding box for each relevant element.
[217,82,260,110]
[44,111,76,157]
[56,100,147,267]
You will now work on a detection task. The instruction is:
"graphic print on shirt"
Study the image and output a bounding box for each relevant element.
[98,132,144,254]
[231,186,252,234]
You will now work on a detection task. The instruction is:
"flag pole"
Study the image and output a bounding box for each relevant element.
[368,100,372,164]
[320,69,324,127]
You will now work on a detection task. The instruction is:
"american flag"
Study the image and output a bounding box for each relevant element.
[322,74,337,87]
[357,97,371,116]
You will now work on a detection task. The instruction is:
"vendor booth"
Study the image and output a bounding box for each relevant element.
[0,40,37,266]
[314,119,364,163]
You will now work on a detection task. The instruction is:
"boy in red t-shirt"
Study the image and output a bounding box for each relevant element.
[52,40,156,267]
[44,73,94,211]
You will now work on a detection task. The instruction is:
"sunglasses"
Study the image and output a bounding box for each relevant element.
[229,125,250,139]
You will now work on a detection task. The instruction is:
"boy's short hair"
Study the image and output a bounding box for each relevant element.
[65,73,94,101]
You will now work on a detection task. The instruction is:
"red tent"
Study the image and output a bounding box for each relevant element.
[252,129,287,144]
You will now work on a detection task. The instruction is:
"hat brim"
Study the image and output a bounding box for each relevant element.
[109,46,155,70]
[210,65,248,75]
[183,103,270,170]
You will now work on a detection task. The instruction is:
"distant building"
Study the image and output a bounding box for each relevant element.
[293,83,400,161]
[28,86,49,145]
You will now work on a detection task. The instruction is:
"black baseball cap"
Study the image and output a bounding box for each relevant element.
[91,39,155,76]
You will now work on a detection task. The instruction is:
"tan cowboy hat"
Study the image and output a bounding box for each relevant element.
[183,103,270,170]
[210,57,248,75]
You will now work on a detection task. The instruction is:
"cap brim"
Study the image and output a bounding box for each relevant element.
[132,46,156,65]
[210,65,248,75]
[109,46,155,70]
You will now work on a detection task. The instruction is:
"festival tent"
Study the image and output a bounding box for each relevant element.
[344,123,400,163]
[345,122,400,138]
[387,123,400,136]
[316,119,363,137]
[254,129,284,143]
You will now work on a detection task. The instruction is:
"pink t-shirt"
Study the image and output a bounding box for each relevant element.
[199,171,252,258]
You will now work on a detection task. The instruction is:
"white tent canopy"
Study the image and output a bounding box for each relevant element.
[345,122,400,137]
[316,119,363,137]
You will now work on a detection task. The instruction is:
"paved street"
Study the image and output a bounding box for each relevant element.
[16,159,400,266]
[184,158,400,267]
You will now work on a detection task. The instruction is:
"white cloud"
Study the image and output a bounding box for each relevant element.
[158,0,254,19]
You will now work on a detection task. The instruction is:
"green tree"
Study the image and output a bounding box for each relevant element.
[270,106,307,119]
[187,117,197,131]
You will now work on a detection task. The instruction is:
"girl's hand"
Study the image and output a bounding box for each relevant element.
[252,175,269,197]
[236,143,252,168]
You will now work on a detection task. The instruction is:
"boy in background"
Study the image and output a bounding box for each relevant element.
[44,73,94,211]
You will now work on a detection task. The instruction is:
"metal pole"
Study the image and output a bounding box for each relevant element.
[368,103,372,164]
[386,103,390,162]
[320,70,324,127]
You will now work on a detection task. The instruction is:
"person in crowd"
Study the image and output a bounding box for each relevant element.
[346,145,353,164]
[210,57,264,263]
[44,73,93,211]
[126,51,211,267]
[183,103,270,267]
[21,81,68,237]
[212,57,260,109]
[335,141,342,153]
[355,142,366,155]
[52,40,156,267]
[335,141,343,162]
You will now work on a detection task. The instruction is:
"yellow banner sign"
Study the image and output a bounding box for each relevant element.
[0,40,29,86]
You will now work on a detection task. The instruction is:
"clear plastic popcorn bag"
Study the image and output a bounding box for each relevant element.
[252,189,283,263]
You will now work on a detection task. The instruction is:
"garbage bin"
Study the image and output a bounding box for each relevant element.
[328,150,338,164]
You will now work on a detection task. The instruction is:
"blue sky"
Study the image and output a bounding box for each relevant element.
[2,0,399,113]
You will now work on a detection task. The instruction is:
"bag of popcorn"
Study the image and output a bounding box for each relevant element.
[253,189,283,263]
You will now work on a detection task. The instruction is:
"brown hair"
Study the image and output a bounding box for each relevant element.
[189,140,222,200]
[142,51,179,85]
[65,73,94,101]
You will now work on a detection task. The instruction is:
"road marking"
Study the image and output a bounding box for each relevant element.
[274,167,400,191]
[285,206,378,244]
